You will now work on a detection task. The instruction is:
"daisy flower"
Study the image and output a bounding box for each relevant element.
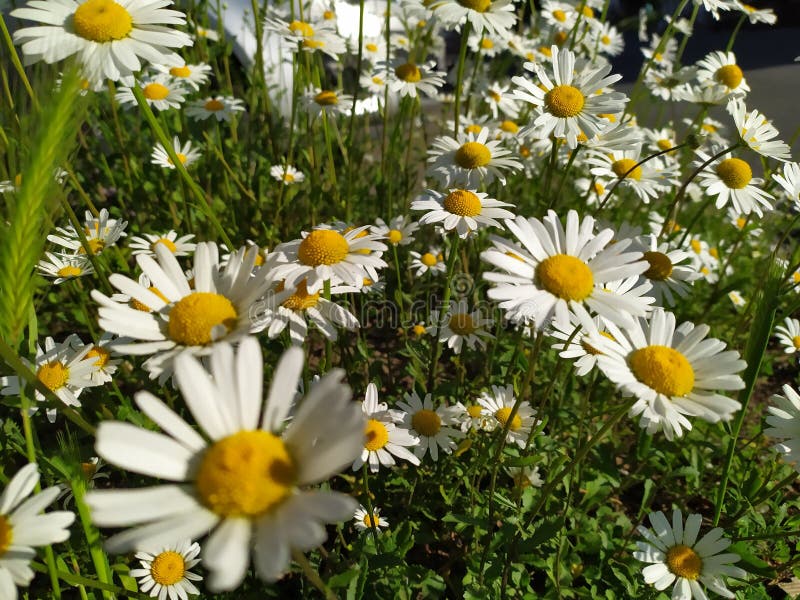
[735,1,776,24]
[634,509,745,599]
[48,208,127,256]
[0,463,75,599]
[507,465,543,489]
[468,32,503,57]
[409,248,446,276]
[396,390,465,461]
[87,340,364,589]
[412,188,514,238]
[771,161,800,206]
[352,383,420,473]
[129,231,196,258]
[11,0,193,87]
[481,210,650,330]
[427,128,522,188]
[728,290,745,307]
[589,308,746,440]
[429,0,517,39]
[185,96,246,122]
[594,21,624,56]
[264,16,346,60]
[634,235,701,307]
[79,332,124,385]
[453,401,494,432]
[91,242,272,382]
[695,0,736,19]
[269,226,387,294]
[483,81,520,119]
[115,76,186,111]
[37,252,95,284]
[150,137,201,169]
[549,314,613,376]
[727,99,792,162]
[511,45,627,149]
[588,149,679,205]
[774,317,800,355]
[190,21,220,42]
[151,62,211,91]
[371,216,418,246]
[270,164,305,185]
[695,51,749,97]
[765,384,800,471]
[429,299,494,354]
[380,58,445,98]
[302,87,354,118]
[354,505,389,532]
[130,540,202,600]
[694,149,774,216]
[477,384,538,448]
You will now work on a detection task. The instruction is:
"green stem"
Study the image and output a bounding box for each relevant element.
[293,551,337,600]
[0,13,39,110]
[426,236,461,392]
[452,21,472,137]
[725,14,747,52]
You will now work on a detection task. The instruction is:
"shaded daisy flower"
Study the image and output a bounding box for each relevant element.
[633,235,701,307]
[774,317,800,355]
[270,164,305,185]
[371,216,418,246]
[129,231,196,258]
[150,137,201,170]
[48,208,128,256]
[429,299,495,354]
[396,390,465,461]
[151,61,212,91]
[409,248,446,276]
[354,505,389,532]
[477,384,539,448]
[185,96,245,122]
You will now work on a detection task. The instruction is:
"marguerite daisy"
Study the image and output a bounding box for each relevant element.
[354,505,389,532]
[727,99,792,162]
[37,252,95,284]
[429,299,494,354]
[185,96,246,122]
[151,61,211,90]
[634,235,701,307]
[150,137,201,169]
[371,216,419,246]
[427,128,522,188]
[477,384,538,448]
[48,208,127,256]
[774,317,800,355]
[694,149,774,216]
[411,188,514,238]
[129,231,196,258]
[695,51,749,97]
[270,164,305,185]
[429,0,517,39]
[380,58,445,98]
[115,75,186,111]
[765,384,800,471]
[130,540,202,600]
[396,390,465,461]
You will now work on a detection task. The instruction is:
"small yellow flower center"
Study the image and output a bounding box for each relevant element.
[315,90,339,106]
[448,313,475,335]
[196,430,296,517]
[388,229,403,244]
[657,139,673,151]
[544,85,585,118]
[395,63,422,83]
[166,153,187,166]
[150,551,186,586]
[443,189,482,217]
[690,239,702,254]
[85,346,110,368]
[601,35,611,45]
[421,253,438,267]
[489,90,502,102]
[281,279,321,311]
[455,142,492,169]
[465,124,483,135]
[539,46,553,57]
[36,361,70,391]
[552,9,567,21]
[735,217,747,229]
[168,292,238,346]
[494,407,522,431]
[323,10,335,19]
[81,461,97,479]
[701,123,717,133]
[412,324,427,336]
[500,120,519,133]
[580,6,594,17]
[715,64,743,89]
[642,251,673,281]
[467,405,483,418]
[169,66,192,78]
[362,513,380,527]
[289,20,314,37]
[611,158,642,181]
[709,247,719,259]
[204,99,225,111]
[793,336,800,350]
[0,516,12,558]
[593,182,605,196]
[457,0,491,12]
[536,254,594,301]
[57,265,82,278]
[152,238,178,253]
[364,419,390,451]
[411,409,442,436]
[666,544,703,580]
[554,30,569,46]
[629,345,695,397]
[143,83,170,101]
[298,230,350,266]
[72,0,133,43]
[371,76,384,85]
[77,238,106,255]
[365,43,378,52]
[282,173,295,183]
[481,37,494,49]
[715,158,751,189]
[131,286,168,312]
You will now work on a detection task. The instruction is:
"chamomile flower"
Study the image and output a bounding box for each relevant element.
[728,290,745,307]
[696,51,749,97]
[86,340,365,589]
[129,231,196,258]
[396,390,465,461]
[774,317,800,355]
[594,21,624,56]
[468,32,503,57]
[694,149,774,216]
[353,383,420,473]
[512,45,627,149]
[507,465,544,489]
[429,0,517,39]
[587,149,679,204]
[359,36,387,63]
[429,299,494,354]
[427,128,522,188]
[772,161,800,206]
[0,463,75,599]
[151,62,211,91]
[150,137,201,169]
[185,96,246,122]
[264,16,346,59]
[695,0,736,20]
[735,1,776,24]
[381,58,445,98]
[634,235,701,307]
[11,0,193,87]
[765,385,800,471]
[37,252,95,284]
[48,208,128,256]
[81,333,123,385]
[115,76,186,111]
[549,314,612,376]
[483,81,520,119]
[303,87,354,118]
[130,540,202,600]
[477,384,538,448]
[371,216,418,246]
[728,99,792,161]
[412,188,514,238]
[589,308,746,440]
[270,164,305,185]
[409,249,446,276]
[354,505,389,532]
[634,509,745,599]
[481,210,650,330]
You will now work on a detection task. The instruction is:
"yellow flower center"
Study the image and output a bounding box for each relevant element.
[289,20,314,37]
[457,0,491,12]
[701,123,717,133]
[131,286,168,312]
[494,407,522,431]
[464,124,483,135]
[421,253,438,267]
[709,247,719,259]
[169,65,192,78]
[143,83,170,101]
[629,345,695,397]
[793,336,800,350]
[554,30,569,46]
[371,76,384,86]
[690,239,702,254]
[196,430,296,517]
[151,238,178,253]
[362,513,380,527]
[85,346,110,368]
[323,10,335,19]
[666,544,703,580]
[77,238,106,255]
[500,120,519,133]
[455,142,492,169]
[36,361,70,391]
[315,91,339,106]
[365,43,378,52]
[539,46,552,57]
[580,5,594,17]
[448,313,476,336]
[642,251,673,281]
[601,35,611,45]
[544,85,585,118]
[735,217,747,229]
[489,90,502,103]
[166,154,187,166]
[364,419,389,451]
[167,292,238,346]
[467,405,483,418]
[395,63,422,83]
[657,139,673,151]
[0,516,12,558]
[72,0,132,42]
[411,409,442,436]
[443,189,482,217]
[281,279,321,311]
[57,265,82,278]
[552,9,567,21]
[412,324,427,336]
[536,254,594,301]
[298,230,350,266]
[715,64,743,89]
[611,158,642,181]
[715,158,751,189]
[388,229,403,244]
[204,99,225,111]
[593,182,605,196]
[481,37,494,49]
[150,551,186,586]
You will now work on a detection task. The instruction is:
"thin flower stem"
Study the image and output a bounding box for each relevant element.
[361,463,382,548]
[674,2,700,66]
[725,14,747,52]
[292,550,337,600]
[453,21,472,137]
[0,14,39,111]
[28,563,153,599]
[426,235,461,392]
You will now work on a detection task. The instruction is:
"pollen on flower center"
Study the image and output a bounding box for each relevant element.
[281,279,321,311]
[365,43,378,52]
[72,0,133,43]
[395,63,422,83]
[443,189,482,217]
[143,83,170,101]
[481,38,494,49]
[289,20,314,37]
[611,158,642,181]
[362,513,380,527]
[151,238,178,253]
[421,253,438,267]
[494,407,522,431]
[715,158,751,189]
[196,430,296,517]
[457,0,491,12]
[657,139,673,151]
[715,64,743,89]
[449,313,475,335]
[169,65,191,78]
[298,230,350,266]
[150,550,186,586]
[552,9,567,21]
[314,91,339,106]
[204,99,225,111]
[500,120,519,133]
[85,346,110,368]
[467,405,483,418]
[364,419,390,451]
[57,265,82,278]
[666,544,703,580]
[387,229,404,244]
[77,238,105,255]
[412,409,442,436]
[37,361,69,391]
[0,516,12,557]
[792,336,800,350]
[536,254,594,301]
[167,292,238,346]
[629,345,695,397]
[544,85,585,118]
[455,142,492,169]
[642,251,673,281]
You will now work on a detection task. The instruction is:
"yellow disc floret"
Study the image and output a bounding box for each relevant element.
[448,313,475,336]
[314,91,339,106]
[715,158,751,189]
[168,292,238,346]
[412,409,442,436]
[455,142,492,169]
[57,265,82,278]
[457,0,491,12]
[443,189,482,217]
[642,251,673,281]
[387,229,404,244]
[500,120,519,133]
[170,65,191,78]
[0,516,12,557]
[37,361,69,391]
[544,85,585,118]
[196,430,296,517]
[364,419,390,451]
[281,279,321,311]
[150,551,186,586]
[143,83,170,101]
[298,230,350,266]
[395,63,422,83]
[152,238,178,253]
[288,20,314,37]
[494,407,522,431]
[85,346,110,369]
[611,158,642,181]
[72,0,132,42]
[204,99,225,111]
[715,64,743,89]
[666,544,703,580]
[792,336,800,350]
[421,253,438,267]
[629,345,695,397]
[536,254,594,301]
[131,286,169,312]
